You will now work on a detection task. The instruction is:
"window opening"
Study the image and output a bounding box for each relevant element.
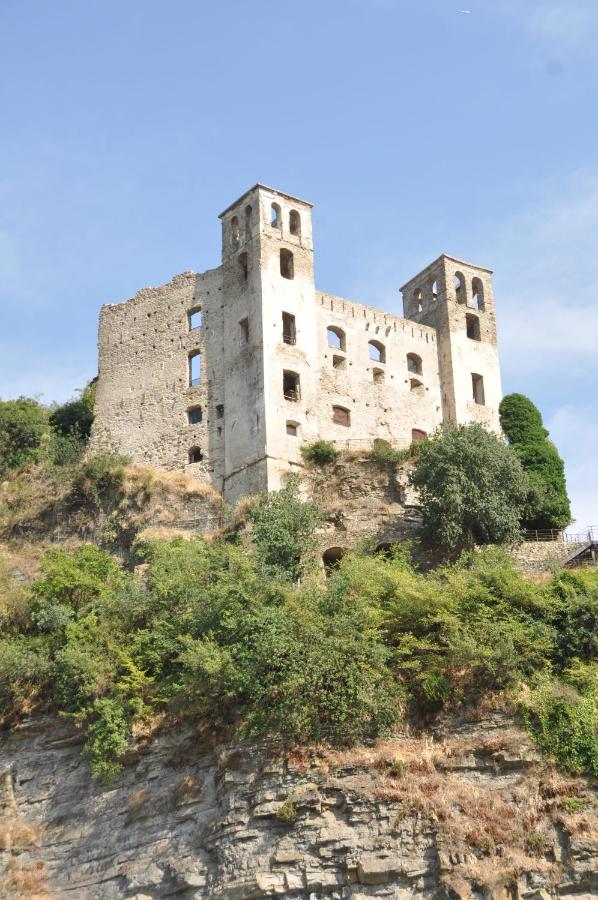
[413,288,423,314]
[411,429,428,443]
[472,277,485,311]
[188,308,202,331]
[454,272,466,304]
[280,248,294,279]
[466,313,481,341]
[431,279,438,302]
[406,353,423,375]
[230,216,240,248]
[289,209,301,236]
[239,318,249,343]
[189,351,201,386]
[282,311,296,345]
[332,405,350,427]
[373,367,384,384]
[368,340,385,363]
[244,204,252,238]
[332,355,346,370]
[216,404,224,418]
[283,370,300,401]
[239,252,248,281]
[327,326,346,351]
[472,373,485,405]
[187,406,202,425]
[189,447,203,463]
[410,378,424,392]
[271,202,281,228]
[286,421,299,436]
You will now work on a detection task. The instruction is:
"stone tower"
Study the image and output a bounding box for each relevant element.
[400,255,502,430]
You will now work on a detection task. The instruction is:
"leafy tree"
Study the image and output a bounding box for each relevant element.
[410,424,528,555]
[499,393,571,531]
[248,476,324,581]
[49,380,96,440]
[300,440,338,466]
[0,397,49,475]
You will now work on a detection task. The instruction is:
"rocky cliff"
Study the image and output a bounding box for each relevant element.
[1,714,596,899]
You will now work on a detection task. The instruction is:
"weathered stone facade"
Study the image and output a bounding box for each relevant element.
[91,185,503,503]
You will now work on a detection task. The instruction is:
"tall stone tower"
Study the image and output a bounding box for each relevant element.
[218,184,317,499]
[400,255,502,431]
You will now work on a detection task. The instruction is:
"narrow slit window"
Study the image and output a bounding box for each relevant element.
[431,280,438,302]
[332,405,350,427]
[472,373,485,405]
[368,340,385,363]
[454,272,466,304]
[280,248,294,280]
[283,370,300,401]
[188,308,202,331]
[239,252,248,281]
[271,202,281,228]
[244,204,252,237]
[230,216,240,248]
[239,318,249,343]
[327,326,345,351]
[472,277,485,311]
[187,406,202,425]
[216,404,224,418]
[189,447,203,463]
[412,288,423,314]
[189,351,201,386]
[282,311,296,345]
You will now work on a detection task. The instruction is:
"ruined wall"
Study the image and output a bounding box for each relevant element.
[509,541,589,576]
[1,715,595,899]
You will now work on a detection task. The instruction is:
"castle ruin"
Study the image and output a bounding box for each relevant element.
[91,184,502,503]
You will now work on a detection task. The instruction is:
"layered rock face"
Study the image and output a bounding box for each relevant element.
[1,715,596,899]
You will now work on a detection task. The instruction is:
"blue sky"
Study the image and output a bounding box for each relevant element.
[1,0,596,527]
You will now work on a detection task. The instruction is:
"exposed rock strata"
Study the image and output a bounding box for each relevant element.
[1,715,596,899]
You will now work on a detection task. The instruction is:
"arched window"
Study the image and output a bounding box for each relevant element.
[289,209,301,236]
[454,272,466,304]
[230,216,240,248]
[472,277,485,311]
[188,447,203,463]
[466,313,481,341]
[188,307,202,331]
[406,353,423,375]
[244,204,252,237]
[373,367,384,384]
[271,202,281,228]
[430,280,438,302]
[187,406,202,425]
[188,351,201,386]
[368,340,385,363]
[332,405,350,427]
[412,288,423,315]
[280,248,294,279]
[327,326,346,351]
[323,546,344,572]
[238,251,248,281]
[411,429,428,443]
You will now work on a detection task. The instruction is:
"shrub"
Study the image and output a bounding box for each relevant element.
[370,439,403,466]
[523,679,598,777]
[32,544,129,612]
[70,453,128,509]
[547,569,598,667]
[0,397,49,475]
[84,697,130,781]
[300,440,338,466]
[0,639,49,719]
[410,424,527,556]
[499,393,571,530]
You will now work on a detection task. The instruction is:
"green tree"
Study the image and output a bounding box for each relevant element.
[499,393,571,531]
[0,397,49,475]
[49,380,96,440]
[410,424,527,556]
[248,476,324,581]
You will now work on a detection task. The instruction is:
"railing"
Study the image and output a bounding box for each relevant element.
[329,437,405,450]
[523,527,598,544]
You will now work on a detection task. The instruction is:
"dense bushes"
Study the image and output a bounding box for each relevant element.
[300,440,338,466]
[0,398,49,475]
[1,480,596,780]
[499,393,571,531]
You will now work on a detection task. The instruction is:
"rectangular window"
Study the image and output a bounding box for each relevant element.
[332,406,350,427]
[239,318,249,343]
[286,421,298,436]
[282,312,296,345]
[216,404,224,419]
[188,309,202,331]
[472,373,485,405]
[187,406,202,425]
[466,314,481,341]
[283,370,300,401]
[189,352,201,386]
